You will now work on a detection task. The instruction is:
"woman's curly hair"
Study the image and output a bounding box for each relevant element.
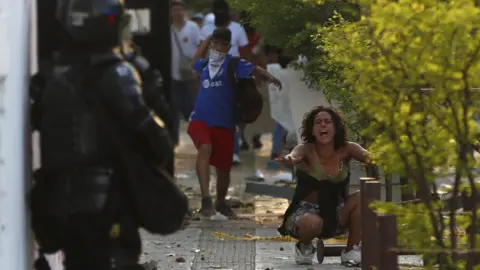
[299,106,348,149]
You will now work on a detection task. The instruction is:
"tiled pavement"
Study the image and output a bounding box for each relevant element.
[140,222,423,270]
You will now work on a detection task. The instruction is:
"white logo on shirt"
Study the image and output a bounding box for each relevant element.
[202,79,210,88]
[202,79,224,88]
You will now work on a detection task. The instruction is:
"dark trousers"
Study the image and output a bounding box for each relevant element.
[60,213,142,270]
[31,171,143,270]
[170,79,195,145]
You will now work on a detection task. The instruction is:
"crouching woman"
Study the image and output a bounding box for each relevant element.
[275,106,369,266]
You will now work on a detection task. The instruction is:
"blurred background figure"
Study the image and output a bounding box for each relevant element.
[235,11,268,158]
[264,45,293,170]
[192,12,204,28]
[171,0,201,146]
[203,12,215,27]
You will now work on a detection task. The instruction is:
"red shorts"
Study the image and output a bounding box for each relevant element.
[187,120,235,172]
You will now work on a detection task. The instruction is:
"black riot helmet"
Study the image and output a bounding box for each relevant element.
[56,0,131,48]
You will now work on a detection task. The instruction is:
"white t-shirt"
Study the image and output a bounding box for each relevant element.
[267,63,295,133]
[203,13,215,27]
[171,20,201,80]
[200,21,249,57]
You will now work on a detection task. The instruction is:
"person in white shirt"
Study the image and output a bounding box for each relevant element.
[200,0,253,60]
[203,13,215,27]
[192,13,204,28]
[265,45,294,170]
[171,0,201,145]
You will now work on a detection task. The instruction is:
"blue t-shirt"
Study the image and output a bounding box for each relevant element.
[190,55,256,129]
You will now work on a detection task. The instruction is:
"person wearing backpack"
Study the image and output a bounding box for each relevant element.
[29,0,186,269]
[189,28,281,217]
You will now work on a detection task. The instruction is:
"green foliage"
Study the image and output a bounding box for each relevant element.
[228,0,318,55]
[228,0,363,137]
[318,0,480,267]
[319,0,480,180]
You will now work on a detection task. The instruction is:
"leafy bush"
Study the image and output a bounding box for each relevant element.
[319,0,480,268]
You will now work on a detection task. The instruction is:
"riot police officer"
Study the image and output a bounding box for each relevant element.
[122,38,175,175]
[30,0,173,269]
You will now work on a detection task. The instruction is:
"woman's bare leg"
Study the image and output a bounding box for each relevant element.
[294,214,323,264]
[296,214,323,243]
[340,192,361,251]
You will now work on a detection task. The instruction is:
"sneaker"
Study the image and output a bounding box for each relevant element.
[199,196,216,217]
[215,202,236,218]
[252,135,263,150]
[341,245,361,267]
[240,142,250,151]
[294,242,316,265]
[232,154,241,166]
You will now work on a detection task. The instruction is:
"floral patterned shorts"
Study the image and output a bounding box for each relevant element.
[284,201,346,239]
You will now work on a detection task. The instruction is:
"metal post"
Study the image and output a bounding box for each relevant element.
[384,174,393,202]
[361,178,381,270]
[0,0,31,269]
[462,190,473,212]
[378,214,399,270]
[400,176,415,201]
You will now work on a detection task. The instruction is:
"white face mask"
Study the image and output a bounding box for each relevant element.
[208,49,227,79]
[209,49,227,62]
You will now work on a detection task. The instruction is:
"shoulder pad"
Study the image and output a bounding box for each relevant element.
[130,55,150,73]
[90,52,123,66]
[103,61,143,86]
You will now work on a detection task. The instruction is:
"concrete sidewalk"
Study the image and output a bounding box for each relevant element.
[140,223,423,270]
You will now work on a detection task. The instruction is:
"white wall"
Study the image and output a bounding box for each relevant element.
[0,0,32,269]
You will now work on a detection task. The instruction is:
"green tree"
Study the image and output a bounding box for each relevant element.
[228,0,367,139]
[228,0,355,55]
[318,0,480,268]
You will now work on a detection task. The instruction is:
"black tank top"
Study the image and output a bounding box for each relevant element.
[278,169,350,239]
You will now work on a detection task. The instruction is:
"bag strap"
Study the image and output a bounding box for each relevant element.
[227,56,240,90]
[227,57,240,125]
[201,59,209,70]
[171,27,187,58]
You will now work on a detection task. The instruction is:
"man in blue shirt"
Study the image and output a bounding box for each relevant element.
[189,28,281,217]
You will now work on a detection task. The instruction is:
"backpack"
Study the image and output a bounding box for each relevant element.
[202,57,263,124]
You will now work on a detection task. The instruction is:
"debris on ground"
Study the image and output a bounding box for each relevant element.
[141,260,158,270]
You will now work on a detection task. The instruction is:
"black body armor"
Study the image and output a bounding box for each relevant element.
[31,50,173,214]
[126,52,173,135]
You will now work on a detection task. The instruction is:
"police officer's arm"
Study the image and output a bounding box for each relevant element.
[101,62,173,166]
